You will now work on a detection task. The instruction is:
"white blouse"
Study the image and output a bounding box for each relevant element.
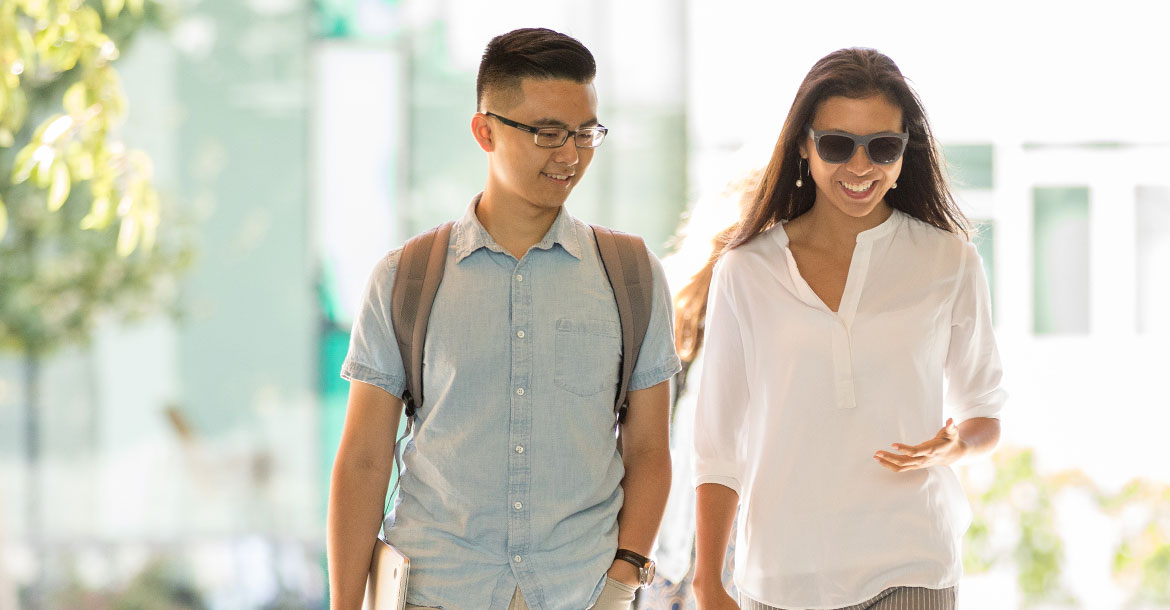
[693,210,1006,609]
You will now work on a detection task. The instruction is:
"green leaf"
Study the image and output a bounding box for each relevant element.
[64,81,88,114]
[25,0,50,17]
[103,0,125,19]
[11,144,36,184]
[2,86,27,132]
[104,71,128,118]
[127,0,145,17]
[48,161,71,211]
[33,146,55,188]
[16,26,36,62]
[117,214,140,257]
[140,188,161,250]
[0,196,7,242]
[80,196,113,230]
[76,6,103,30]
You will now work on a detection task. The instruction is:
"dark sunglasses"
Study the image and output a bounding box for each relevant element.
[806,126,909,165]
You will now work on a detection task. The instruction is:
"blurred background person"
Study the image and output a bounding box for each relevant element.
[639,168,760,609]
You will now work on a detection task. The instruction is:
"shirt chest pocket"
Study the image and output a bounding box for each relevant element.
[554,318,621,397]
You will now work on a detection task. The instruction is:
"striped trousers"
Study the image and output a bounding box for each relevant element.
[741,586,956,610]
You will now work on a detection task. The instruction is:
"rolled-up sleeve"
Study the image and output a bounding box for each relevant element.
[340,250,407,400]
[629,246,683,391]
[692,257,749,494]
[945,242,1007,422]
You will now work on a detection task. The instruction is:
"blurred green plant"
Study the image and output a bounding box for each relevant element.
[1,0,192,355]
[1102,479,1170,607]
[963,448,1078,606]
[52,556,207,609]
[964,448,1170,608]
[1,1,193,605]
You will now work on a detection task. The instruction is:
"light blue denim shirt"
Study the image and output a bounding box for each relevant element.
[341,195,681,610]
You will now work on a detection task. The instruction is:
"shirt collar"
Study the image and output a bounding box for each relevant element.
[855,208,904,243]
[453,193,584,263]
[772,207,905,248]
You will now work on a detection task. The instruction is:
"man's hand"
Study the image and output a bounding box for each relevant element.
[873,418,967,472]
[605,559,640,588]
[611,381,672,586]
[589,576,638,610]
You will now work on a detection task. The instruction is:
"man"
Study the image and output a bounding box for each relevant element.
[326,28,681,610]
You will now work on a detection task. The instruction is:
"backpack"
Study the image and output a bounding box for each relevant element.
[389,220,654,443]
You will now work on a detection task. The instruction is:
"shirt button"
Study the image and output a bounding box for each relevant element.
[515,274,523,282]
[516,387,525,396]
[515,445,524,454]
[516,330,525,338]
[514,555,523,563]
[513,501,523,510]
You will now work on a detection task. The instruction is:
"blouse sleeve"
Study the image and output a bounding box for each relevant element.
[945,241,1008,422]
[692,256,751,494]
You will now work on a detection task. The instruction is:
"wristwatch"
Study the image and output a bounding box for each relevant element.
[614,548,656,588]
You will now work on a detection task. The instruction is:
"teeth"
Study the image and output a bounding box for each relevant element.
[842,181,873,192]
[545,173,570,180]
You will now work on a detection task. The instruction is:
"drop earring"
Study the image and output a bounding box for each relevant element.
[796,158,805,188]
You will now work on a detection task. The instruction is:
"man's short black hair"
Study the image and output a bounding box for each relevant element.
[476,28,596,111]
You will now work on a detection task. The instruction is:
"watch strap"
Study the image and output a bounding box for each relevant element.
[614,548,654,587]
[614,548,651,567]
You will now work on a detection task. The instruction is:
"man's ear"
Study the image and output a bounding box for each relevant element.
[472,113,495,152]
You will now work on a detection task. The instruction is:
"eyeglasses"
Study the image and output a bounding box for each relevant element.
[806,126,909,165]
[484,112,608,149]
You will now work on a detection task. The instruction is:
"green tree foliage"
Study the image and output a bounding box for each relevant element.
[1105,479,1170,607]
[964,448,1170,607]
[0,0,191,355]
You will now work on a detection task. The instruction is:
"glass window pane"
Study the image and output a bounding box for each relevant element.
[1033,187,1090,335]
[1136,186,1170,334]
[971,219,996,321]
[315,0,400,40]
[945,144,994,190]
[313,44,401,325]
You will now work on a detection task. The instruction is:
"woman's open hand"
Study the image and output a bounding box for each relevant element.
[874,418,967,472]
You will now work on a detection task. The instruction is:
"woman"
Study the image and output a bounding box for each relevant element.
[692,48,1006,610]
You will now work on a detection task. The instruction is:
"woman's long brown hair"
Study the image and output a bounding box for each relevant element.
[673,171,762,365]
[729,48,968,251]
[674,223,738,364]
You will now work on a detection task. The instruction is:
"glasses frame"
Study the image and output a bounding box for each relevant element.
[484,112,608,149]
[806,126,909,165]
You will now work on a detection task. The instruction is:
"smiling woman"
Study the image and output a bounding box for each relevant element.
[691,48,1005,610]
[796,94,906,239]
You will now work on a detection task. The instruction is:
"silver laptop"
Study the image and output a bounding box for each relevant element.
[364,537,410,610]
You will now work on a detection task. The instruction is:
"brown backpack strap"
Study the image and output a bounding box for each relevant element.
[591,225,654,428]
[390,221,454,417]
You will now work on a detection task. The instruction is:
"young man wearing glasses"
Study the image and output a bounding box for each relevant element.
[327,28,681,610]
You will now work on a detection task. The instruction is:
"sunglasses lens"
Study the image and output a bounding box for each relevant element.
[868,137,905,164]
[817,134,856,163]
